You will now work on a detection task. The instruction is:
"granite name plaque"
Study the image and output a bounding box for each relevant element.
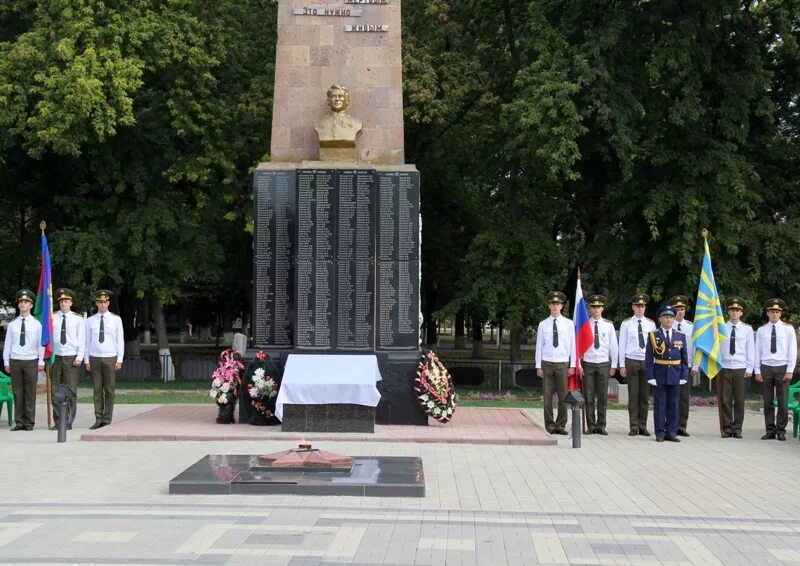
[253,169,296,347]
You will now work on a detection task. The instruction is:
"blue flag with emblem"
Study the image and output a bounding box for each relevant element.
[691,234,728,379]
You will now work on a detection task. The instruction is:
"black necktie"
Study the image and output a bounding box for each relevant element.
[638,320,644,348]
[99,315,105,344]
[19,318,26,347]
[60,314,67,345]
[770,324,776,354]
[678,322,682,332]
[552,319,559,348]
[665,330,671,345]
[594,321,600,349]
[729,325,736,355]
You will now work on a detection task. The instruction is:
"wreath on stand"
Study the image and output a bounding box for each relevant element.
[209,349,244,424]
[243,351,282,426]
[414,350,457,423]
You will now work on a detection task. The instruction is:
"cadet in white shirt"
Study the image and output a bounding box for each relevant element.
[618,293,657,436]
[535,291,575,435]
[718,297,755,439]
[51,288,85,430]
[754,298,797,441]
[2,289,45,431]
[84,289,125,429]
[669,295,695,437]
[580,294,618,435]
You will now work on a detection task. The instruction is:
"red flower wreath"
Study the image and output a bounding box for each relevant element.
[414,350,457,423]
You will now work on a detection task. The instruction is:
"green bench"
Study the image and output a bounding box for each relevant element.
[0,370,13,428]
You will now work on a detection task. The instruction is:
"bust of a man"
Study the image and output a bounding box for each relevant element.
[314,84,362,161]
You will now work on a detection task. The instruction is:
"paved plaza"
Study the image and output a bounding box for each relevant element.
[1,401,799,565]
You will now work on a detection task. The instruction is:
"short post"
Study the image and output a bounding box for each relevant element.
[564,390,585,449]
[53,384,76,443]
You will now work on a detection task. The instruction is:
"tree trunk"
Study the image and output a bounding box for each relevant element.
[471,320,485,359]
[454,308,466,349]
[139,297,151,345]
[118,290,140,357]
[151,297,175,381]
[510,324,523,363]
[496,319,503,349]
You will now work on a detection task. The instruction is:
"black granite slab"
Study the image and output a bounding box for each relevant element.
[281,403,375,433]
[169,455,424,497]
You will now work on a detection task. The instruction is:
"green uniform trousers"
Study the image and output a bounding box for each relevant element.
[625,358,649,432]
[761,364,788,434]
[583,361,610,432]
[719,368,746,435]
[51,355,81,426]
[90,356,117,424]
[542,361,569,432]
[10,359,38,428]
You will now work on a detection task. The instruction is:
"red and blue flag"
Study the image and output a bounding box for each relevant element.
[572,271,592,390]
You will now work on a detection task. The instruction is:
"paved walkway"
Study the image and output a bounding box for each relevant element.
[0,402,798,565]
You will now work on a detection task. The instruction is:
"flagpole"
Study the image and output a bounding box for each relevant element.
[702,228,725,437]
[41,221,54,431]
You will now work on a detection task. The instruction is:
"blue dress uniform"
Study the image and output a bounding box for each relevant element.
[645,306,689,441]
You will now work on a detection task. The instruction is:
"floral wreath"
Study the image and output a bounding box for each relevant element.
[244,351,281,417]
[414,350,457,423]
[209,349,244,406]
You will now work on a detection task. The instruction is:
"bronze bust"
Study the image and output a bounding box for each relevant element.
[314,84,362,161]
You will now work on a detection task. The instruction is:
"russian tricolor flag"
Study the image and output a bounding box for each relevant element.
[571,270,592,390]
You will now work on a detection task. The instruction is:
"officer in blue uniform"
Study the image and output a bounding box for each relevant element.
[645,305,689,442]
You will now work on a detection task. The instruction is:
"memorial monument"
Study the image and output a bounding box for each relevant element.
[251,0,425,426]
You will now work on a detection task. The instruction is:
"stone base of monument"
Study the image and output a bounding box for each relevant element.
[281,404,375,433]
[169,453,424,497]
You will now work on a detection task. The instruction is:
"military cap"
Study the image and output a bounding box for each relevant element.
[55,288,76,302]
[630,293,650,306]
[94,289,113,302]
[16,289,36,304]
[547,291,567,304]
[725,297,746,311]
[658,305,677,317]
[669,295,689,308]
[588,294,606,307]
[763,298,787,312]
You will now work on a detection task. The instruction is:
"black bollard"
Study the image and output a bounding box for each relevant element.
[53,384,75,443]
[564,390,585,449]
[57,401,68,443]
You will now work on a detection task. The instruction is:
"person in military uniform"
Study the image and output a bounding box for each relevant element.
[2,289,45,430]
[718,297,754,438]
[646,305,689,442]
[50,288,85,430]
[618,294,657,436]
[668,295,695,437]
[580,294,618,435]
[84,290,125,429]
[535,291,575,435]
[754,298,797,441]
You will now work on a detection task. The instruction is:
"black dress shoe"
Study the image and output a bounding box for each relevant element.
[732,432,742,439]
[67,424,72,430]
[584,429,594,435]
[676,430,690,437]
[24,426,33,431]
[89,421,104,430]
[11,425,25,431]
[761,432,776,440]
[628,430,638,437]
[777,432,786,441]
[50,425,59,431]
[554,429,568,435]
[665,436,681,442]
[656,436,665,442]
[722,431,733,438]
[596,429,608,436]
[639,429,651,437]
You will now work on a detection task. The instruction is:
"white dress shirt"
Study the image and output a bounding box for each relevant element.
[618,316,657,366]
[581,317,619,368]
[84,312,125,363]
[3,315,45,366]
[535,315,575,368]
[674,319,695,369]
[52,310,86,360]
[719,321,755,372]
[754,321,797,374]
